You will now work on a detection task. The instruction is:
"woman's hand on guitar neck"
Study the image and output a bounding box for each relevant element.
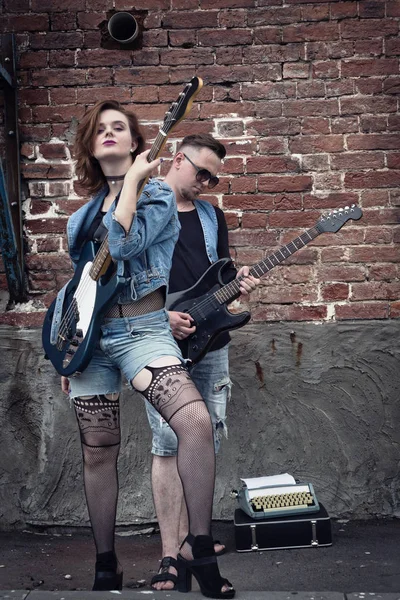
[114,149,162,232]
[168,311,196,340]
[236,265,260,298]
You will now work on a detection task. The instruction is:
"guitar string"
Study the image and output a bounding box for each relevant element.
[186,228,319,321]
[56,84,194,347]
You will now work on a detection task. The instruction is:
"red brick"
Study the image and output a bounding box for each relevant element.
[19,125,52,142]
[331,117,359,134]
[312,60,340,79]
[76,48,132,67]
[77,11,106,29]
[247,118,300,137]
[223,194,275,210]
[143,30,169,48]
[115,67,169,85]
[224,212,240,229]
[19,88,49,106]
[198,28,252,46]
[244,44,301,64]
[317,265,366,283]
[241,212,268,228]
[230,177,257,193]
[3,13,49,32]
[242,82,296,100]
[283,62,310,79]
[347,134,400,151]
[253,26,282,45]
[50,12,77,30]
[355,79,383,95]
[229,229,279,247]
[21,163,73,179]
[349,246,400,263]
[360,190,390,207]
[76,87,132,104]
[321,283,349,301]
[301,117,330,135]
[341,19,398,40]
[345,171,400,189]
[217,121,244,138]
[283,22,339,42]
[342,58,399,78]
[252,304,327,322]
[50,88,78,105]
[19,50,48,69]
[289,135,344,154]
[258,137,287,154]
[259,283,318,303]
[364,227,393,245]
[30,32,84,49]
[336,302,389,320]
[247,156,300,174]
[32,69,87,87]
[32,105,84,124]
[383,77,400,95]
[86,68,113,85]
[330,152,385,170]
[269,210,319,228]
[162,11,218,29]
[387,1,400,16]
[258,175,313,193]
[283,99,339,117]
[219,9,248,28]
[201,0,255,7]
[355,39,383,56]
[360,116,388,134]
[390,301,400,318]
[352,282,400,301]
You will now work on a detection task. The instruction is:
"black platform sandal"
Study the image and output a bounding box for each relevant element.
[151,556,178,589]
[177,534,235,599]
[92,550,123,591]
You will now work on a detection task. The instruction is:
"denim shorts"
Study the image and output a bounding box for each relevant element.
[144,345,231,455]
[68,308,184,398]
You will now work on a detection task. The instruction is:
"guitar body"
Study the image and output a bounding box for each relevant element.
[42,241,125,376]
[166,259,251,364]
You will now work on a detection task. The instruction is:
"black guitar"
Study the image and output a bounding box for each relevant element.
[42,77,203,376]
[166,205,363,364]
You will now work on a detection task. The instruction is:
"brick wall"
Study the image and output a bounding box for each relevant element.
[0,0,399,327]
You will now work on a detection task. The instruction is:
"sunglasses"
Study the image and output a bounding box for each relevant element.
[183,153,220,189]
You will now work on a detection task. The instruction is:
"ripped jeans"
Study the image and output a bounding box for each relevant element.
[144,345,231,455]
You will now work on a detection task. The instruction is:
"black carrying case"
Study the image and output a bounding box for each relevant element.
[234,502,332,552]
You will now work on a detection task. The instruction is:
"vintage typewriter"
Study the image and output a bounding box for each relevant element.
[235,474,320,519]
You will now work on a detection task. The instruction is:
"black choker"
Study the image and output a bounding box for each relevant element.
[106,174,125,184]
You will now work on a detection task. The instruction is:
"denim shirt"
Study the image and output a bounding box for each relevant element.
[193,199,219,263]
[67,178,180,303]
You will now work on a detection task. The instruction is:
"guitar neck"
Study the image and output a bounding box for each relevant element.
[89,131,167,280]
[214,225,322,305]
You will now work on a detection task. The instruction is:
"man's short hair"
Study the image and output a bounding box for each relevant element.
[178,133,226,160]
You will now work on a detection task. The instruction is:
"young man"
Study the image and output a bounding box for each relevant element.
[145,134,259,590]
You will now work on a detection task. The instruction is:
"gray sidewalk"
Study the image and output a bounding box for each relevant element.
[1,518,400,598]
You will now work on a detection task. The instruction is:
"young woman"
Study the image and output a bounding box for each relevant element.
[60,100,235,598]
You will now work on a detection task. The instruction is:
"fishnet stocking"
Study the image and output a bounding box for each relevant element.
[73,394,121,555]
[139,364,216,560]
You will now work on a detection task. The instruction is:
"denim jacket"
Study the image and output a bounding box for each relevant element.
[194,199,219,263]
[67,178,180,303]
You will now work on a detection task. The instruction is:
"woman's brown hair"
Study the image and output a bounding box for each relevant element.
[73,100,145,195]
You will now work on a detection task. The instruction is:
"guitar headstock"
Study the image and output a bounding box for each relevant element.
[316,204,363,233]
[162,76,203,135]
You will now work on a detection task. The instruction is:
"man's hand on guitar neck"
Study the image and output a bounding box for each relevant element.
[168,311,196,341]
[236,265,260,298]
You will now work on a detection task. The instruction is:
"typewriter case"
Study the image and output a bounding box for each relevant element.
[234,503,332,552]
